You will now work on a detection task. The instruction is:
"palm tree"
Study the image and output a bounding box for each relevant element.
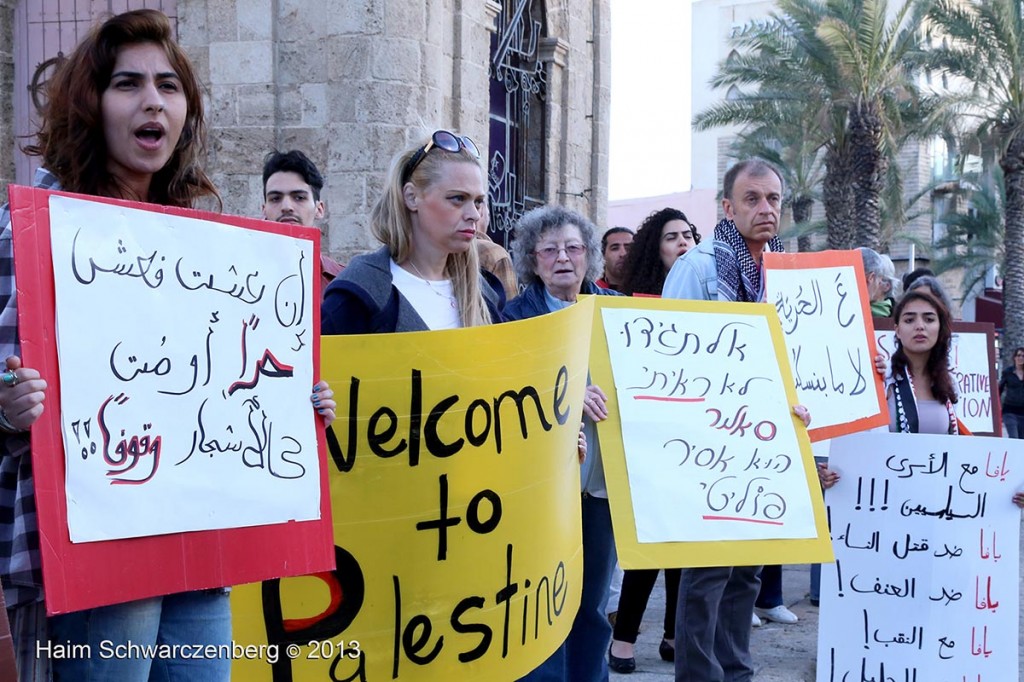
[924,0,1024,363]
[695,0,931,251]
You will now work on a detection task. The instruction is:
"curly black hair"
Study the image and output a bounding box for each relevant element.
[620,208,699,295]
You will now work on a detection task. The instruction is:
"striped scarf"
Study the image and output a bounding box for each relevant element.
[712,218,784,302]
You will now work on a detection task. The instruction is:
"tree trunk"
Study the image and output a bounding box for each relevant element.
[849,99,887,251]
[1000,132,1024,368]
[824,147,857,249]
[793,195,813,252]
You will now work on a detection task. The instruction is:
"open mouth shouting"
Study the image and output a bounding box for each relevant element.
[134,123,167,151]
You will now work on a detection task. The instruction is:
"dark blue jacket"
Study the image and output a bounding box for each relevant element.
[321,246,505,334]
[504,279,621,322]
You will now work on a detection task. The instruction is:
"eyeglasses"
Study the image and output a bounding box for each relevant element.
[536,244,586,260]
[402,130,480,183]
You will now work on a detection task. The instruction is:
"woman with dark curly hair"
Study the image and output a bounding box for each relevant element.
[608,207,697,672]
[620,208,699,296]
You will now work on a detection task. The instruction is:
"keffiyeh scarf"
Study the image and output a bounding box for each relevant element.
[889,370,959,435]
[712,218,784,302]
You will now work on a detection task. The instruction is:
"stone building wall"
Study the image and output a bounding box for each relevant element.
[0,0,609,260]
[177,0,609,261]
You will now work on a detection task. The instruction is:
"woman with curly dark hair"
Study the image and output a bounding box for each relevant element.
[608,207,698,672]
[620,208,699,296]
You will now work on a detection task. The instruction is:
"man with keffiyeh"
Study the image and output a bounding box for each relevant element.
[662,159,784,682]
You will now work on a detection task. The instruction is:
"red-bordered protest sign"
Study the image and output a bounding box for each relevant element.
[9,185,334,614]
[765,251,889,441]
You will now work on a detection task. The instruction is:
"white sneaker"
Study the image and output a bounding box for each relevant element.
[751,612,762,627]
[754,605,798,624]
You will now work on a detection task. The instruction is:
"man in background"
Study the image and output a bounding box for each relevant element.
[596,226,634,291]
[261,150,343,294]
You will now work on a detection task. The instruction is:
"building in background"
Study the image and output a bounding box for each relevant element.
[608,189,717,238]
[0,0,610,259]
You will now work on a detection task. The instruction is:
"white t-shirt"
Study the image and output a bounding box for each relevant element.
[390,260,462,330]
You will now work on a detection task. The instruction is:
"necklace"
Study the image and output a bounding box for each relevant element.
[407,260,458,310]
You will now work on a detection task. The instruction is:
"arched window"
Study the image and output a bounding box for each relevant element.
[487,0,548,250]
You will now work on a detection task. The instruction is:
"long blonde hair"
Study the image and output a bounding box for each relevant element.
[370,136,492,327]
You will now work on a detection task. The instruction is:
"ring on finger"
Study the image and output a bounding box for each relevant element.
[1,370,19,388]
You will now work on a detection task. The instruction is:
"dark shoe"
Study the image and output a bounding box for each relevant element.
[608,645,636,674]
[659,639,675,662]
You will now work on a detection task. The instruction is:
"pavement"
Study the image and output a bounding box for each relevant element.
[609,523,1024,681]
[608,564,818,681]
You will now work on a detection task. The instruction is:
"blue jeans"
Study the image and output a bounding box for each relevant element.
[49,590,231,682]
[1004,412,1024,438]
[675,566,760,682]
[520,494,616,682]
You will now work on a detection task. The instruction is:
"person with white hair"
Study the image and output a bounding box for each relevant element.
[857,247,899,317]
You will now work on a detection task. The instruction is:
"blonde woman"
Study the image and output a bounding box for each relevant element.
[322,130,504,332]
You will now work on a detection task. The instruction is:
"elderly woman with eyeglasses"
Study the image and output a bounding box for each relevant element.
[507,205,622,682]
[322,130,505,333]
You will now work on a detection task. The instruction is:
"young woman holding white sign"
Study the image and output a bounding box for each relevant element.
[0,10,335,681]
[608,207,700,669]
[819,289,962,495]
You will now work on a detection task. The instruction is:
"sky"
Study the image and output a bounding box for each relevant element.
[608,0,693,201]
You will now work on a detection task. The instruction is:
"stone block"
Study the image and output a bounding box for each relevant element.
[353,82,416,126]
[369,125,409,169]
[326,82,359,124]
[301,83,328,126]
[238,83,277,126]
[278,128,328,163]
[177,1,209,47]
[209,41,273,85]
[237,0,273,41]
[185,46,211,88]
[269,85,302,126]
[277,41,328,86]
[334,212,376,255]
[371,39,420,82]
[325,0,384,36]
[327,122,375,173]
[327,37,372,82]
[208,85,238,127]
[206,0,239,42]
[385,2,425,38]
[215,172,262,218]
[209,126,275,175]
[323,171,366,215]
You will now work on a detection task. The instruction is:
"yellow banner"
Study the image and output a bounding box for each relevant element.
[232,300,594,681]
[589,296,833,569]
